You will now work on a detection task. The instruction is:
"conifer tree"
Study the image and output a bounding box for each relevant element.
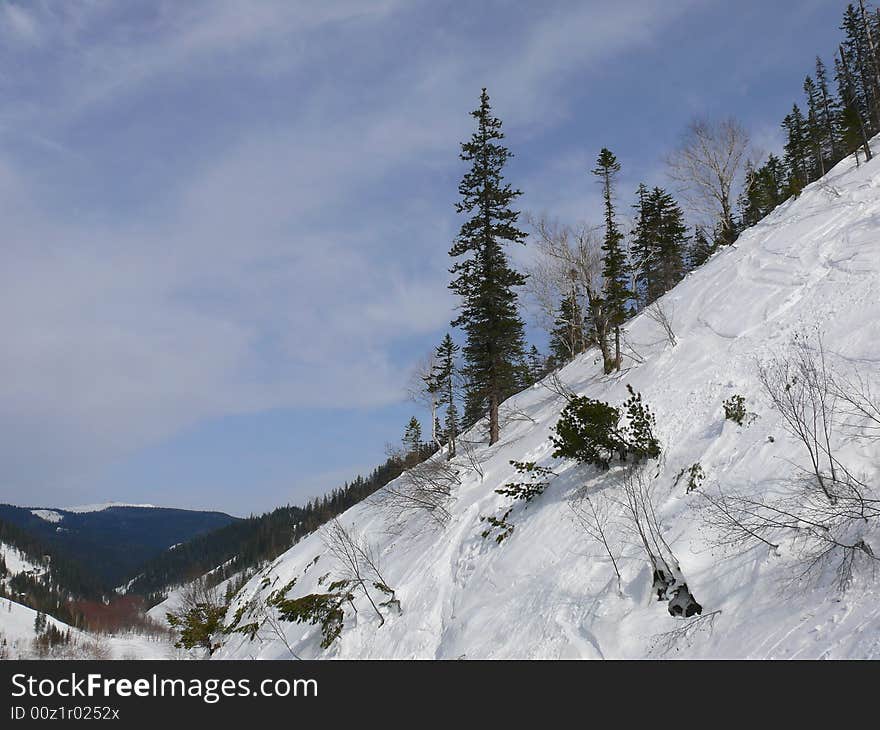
[803,75,827,178]
[403,417,423,456]
[449,89,528,445]
[837,44,874,161]
[592,148,629,373]
[630,183,653,309]
[649,187,688,298]
[527,345,546,383]
[632,186,688,305]
[688,226,714,270]
[782,104,810,195]
[431,333,460,458]
[815,56,842,163]
[841,2,880,133]
[548,293,585,365]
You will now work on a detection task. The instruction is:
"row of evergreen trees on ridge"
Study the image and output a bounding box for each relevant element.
[742,1,880,224]
[399,2,880,459]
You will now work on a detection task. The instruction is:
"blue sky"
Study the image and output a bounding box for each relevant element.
[0,0,851,516]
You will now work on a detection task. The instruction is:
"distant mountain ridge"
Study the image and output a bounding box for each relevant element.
[0,504,239,588]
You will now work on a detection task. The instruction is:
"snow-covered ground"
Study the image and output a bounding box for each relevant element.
[30,509,63,524]
[64,502,158,513]
[206,143,880,660]
[0,543,176,659]
[0,542,48,583]
[0,597,175,660]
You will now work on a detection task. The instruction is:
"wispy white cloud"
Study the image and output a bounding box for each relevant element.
[0,0,735,507]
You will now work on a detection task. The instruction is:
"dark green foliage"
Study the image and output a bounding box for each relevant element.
[731,6,880,237]
[0,504,237,591]
[526,345,549,384]
[838,3,880,139]
[814,56,841,163]
[166,600,227,655]
[34,611,47,635]
[479,509,514,544]
[593,148,629,373]
[685,463,705,493]
[403,417,423,455]
[33,622,71,656]
[495,461,556,502]
[265,578,298,608]
[431,333,460,457]
[275,589,353,649]
[0,517,106,626]
[622,385,662,461]
[551,397,625,470]
[723,394,748,426]
[782,103,811,196]
[631,185,688,306]
[449,88,528,443]
[688,226,715,270]
[739,155,786,228]
[550,386,660,470]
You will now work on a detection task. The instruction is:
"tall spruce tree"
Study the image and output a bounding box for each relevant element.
[592,148,629,373]
[449,89,527,445]
[649,187,688,299]
[782,103,810,195]
[632,185,688,306]
[815,56,842,163]
[837,43,874,161]
[803,75,827,178]
[630,183,653,309]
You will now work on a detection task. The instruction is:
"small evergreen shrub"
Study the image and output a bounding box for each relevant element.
[551,385,660,469]
[480,510,514,544]
[685,463,704,493]
[550,397,625,469]
[622,386,662,461]
[495,461,555,502]
[167,601,227,654]
[723,394,748,425]
[275,585,353,649]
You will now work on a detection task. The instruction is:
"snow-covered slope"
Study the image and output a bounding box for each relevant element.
[215,148,880,660]
[0,542,48,583]
[0,597,173,660]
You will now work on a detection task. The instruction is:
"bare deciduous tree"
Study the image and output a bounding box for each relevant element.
[699,332,880,592]
[568,494,622,591]
[452,437,487,481]
[667,117,750,243]
[645,301,677,347]
[526,214,614,370]
[648,610,722,657]
[407,351,442,449]
[373,457,461,527]
[323,519,400,626]
[613,466,702,617]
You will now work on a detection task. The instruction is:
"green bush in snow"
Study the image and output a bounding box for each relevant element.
[550,385,660,469]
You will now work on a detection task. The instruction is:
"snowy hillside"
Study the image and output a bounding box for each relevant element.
[0,542,48,589]
[212,147,880,660]
[0,596,173,660]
